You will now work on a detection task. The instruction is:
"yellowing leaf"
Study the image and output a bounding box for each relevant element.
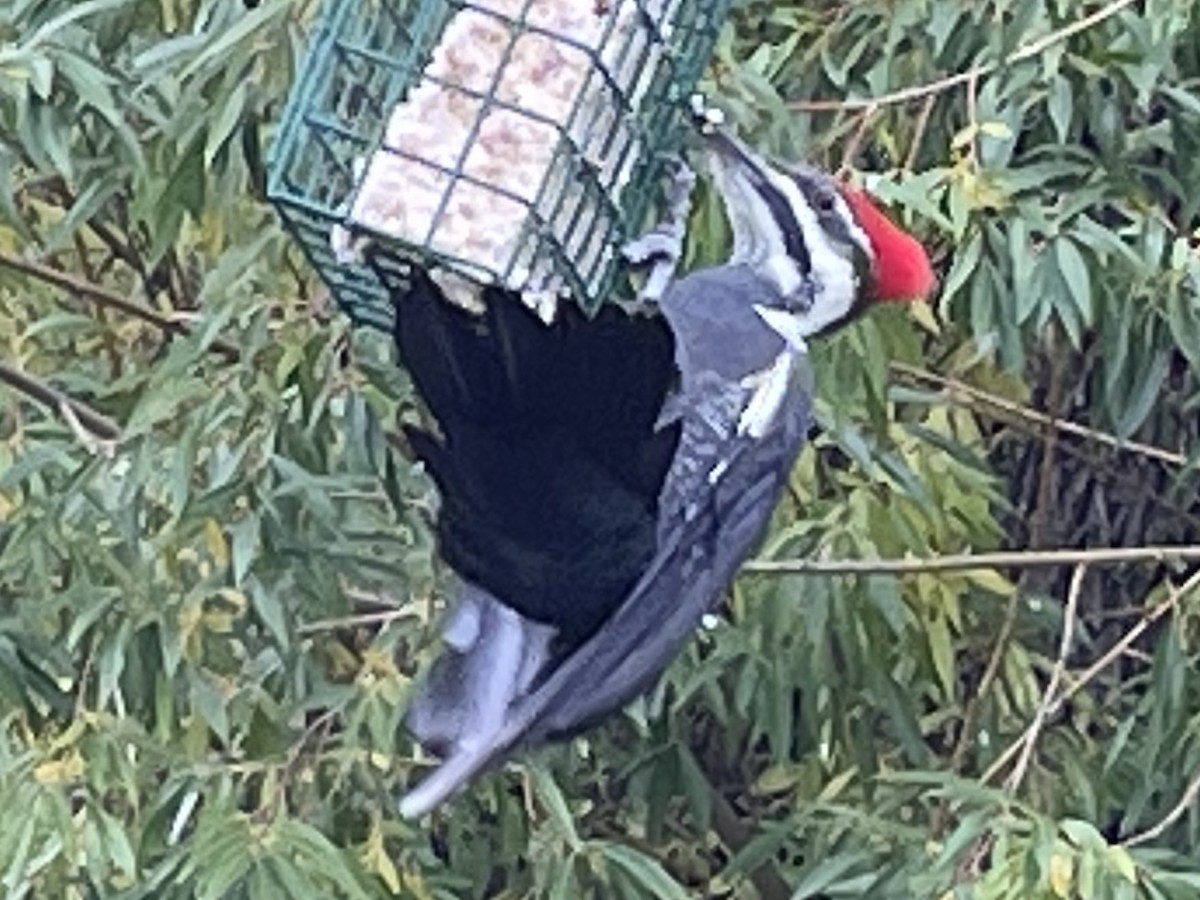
[177,604,202,641]
[1050,852,1074,897]
[965,174,1012,210]
[752,763,802,796]
[979,120,1014,140]
[201,610,236,633]
[361,816,401,894]
[965,568,1016,597]
[951,123,979,150]
[402,871,435,900]
[34,751,85,785]
[215,588,248,615]
[816,766,858,802]
[360,649,400,679]
[204,518,229,569]
[369,751,392,771]
[1106,845,1138,883]
[909,299,941,336]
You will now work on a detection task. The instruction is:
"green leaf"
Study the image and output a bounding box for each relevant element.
[529,763,582,852]
[206,81,249,169]
[177,4,285,83]
[1055,237,1093,327]
[925,610,956,702]
[26,53,53,99]
[792,852,870,898]
[600,843,690,900]
[189,671,230,746]
[97,808,137,877]
[249,581,289,649]
[148,134,207,263]
[1115,349,1169,437]
[1047,76,1073,141]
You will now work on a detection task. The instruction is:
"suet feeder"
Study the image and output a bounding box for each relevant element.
[266,0,733,331]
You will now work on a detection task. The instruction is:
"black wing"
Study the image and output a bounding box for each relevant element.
[391,271,679,644]
[399,362,812,817]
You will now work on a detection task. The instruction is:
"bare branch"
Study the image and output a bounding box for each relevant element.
[891,362,1189,469]
[0,360,120,443]
[745,545,1200,576]
[981,569,1200,786]
[1123,768,1200,848]
[297,609,411,635]
[0,251,240,361]
[789,0,1137,112]
[1004,563,1087,792]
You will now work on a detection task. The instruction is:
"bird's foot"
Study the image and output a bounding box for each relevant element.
[622,157,696,304]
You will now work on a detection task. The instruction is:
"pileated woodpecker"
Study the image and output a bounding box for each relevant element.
[388,125,935,817]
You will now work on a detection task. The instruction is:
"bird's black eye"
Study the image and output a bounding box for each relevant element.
[814,191,837,213]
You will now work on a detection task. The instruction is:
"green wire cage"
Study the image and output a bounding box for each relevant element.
[266,0,734,331]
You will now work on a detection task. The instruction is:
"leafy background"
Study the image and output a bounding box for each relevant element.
[2,0,1199,897]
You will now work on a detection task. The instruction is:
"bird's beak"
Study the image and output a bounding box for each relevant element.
[700,126,775,196]
[698,125,802,273]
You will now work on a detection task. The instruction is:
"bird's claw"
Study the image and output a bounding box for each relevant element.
[621,231,681,265]
[622,157,696,304]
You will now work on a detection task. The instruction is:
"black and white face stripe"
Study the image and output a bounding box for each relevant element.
[703,130,812,276]
[780,162,875,287]
[703,128,876,339]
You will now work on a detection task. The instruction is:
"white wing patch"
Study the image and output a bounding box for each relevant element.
[753,304,809,352]
[706,458,730,484]
[737,349,797,439]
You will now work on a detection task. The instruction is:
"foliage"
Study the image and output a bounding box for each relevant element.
[1,0,1199,897]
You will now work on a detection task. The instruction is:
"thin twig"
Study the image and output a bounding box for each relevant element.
[297,609,410,635]
[343,586,408,610]
[0,360,120,442]
[981,569,1200,786]
[904,94,937,171]
[836,105,880,177]
[59,401,116,458]
[0,251,240,361]
[891,362,1190,469]
[1123,768,1200,847]
[789,0,1137,112]
[709,787,793,900]
[1004,563,1087,792]
[941,588,1018,808]
[745,545,1200,576]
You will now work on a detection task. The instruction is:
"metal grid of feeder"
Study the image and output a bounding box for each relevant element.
[266,0,733,330]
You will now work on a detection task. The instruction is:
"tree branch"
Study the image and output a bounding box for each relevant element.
[890,362,1189,469]
[0,251,240,361]
[1003,563,1087,792]
[745,545,1200,576]
[1123,768,1200,848]
[708,787,793,900]
[0,360,120,443]
[789,0,1137,112]
[980,568,1200,786]
[297,609,409,635]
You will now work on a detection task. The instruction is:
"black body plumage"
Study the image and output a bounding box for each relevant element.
[393,263,814,817]
[393,270,679,646]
